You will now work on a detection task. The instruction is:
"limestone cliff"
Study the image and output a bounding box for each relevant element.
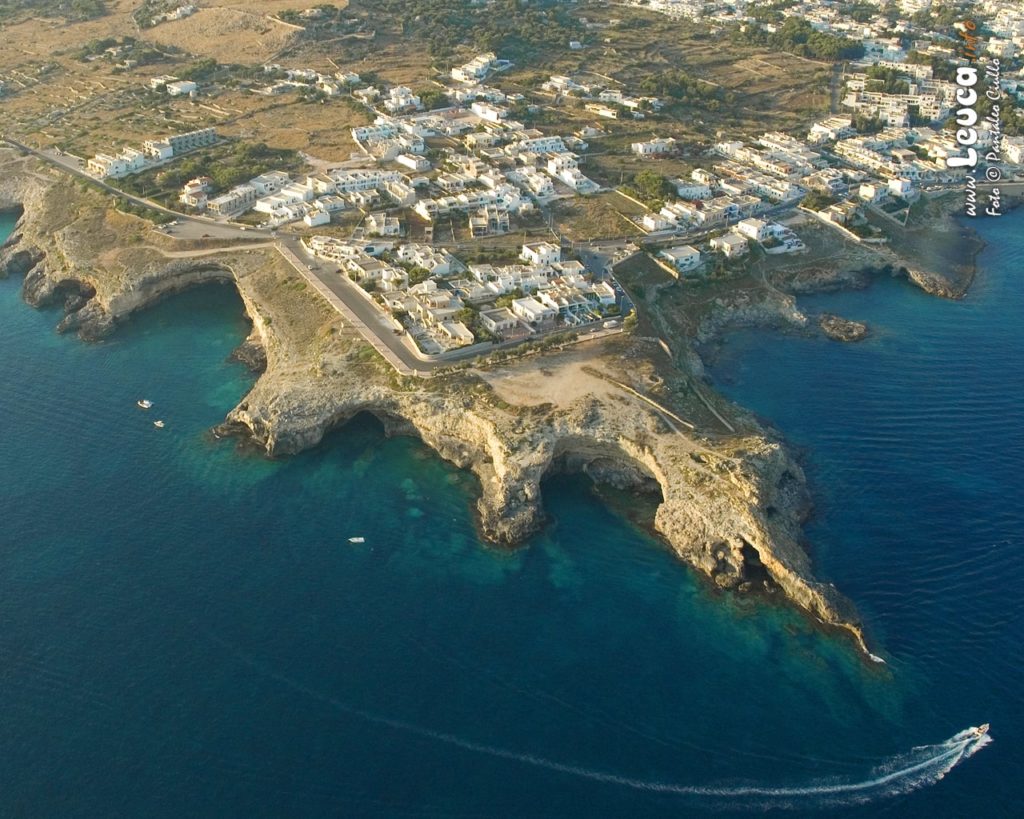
[0,155,871,655]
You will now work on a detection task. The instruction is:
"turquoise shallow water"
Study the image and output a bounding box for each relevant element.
[0,208,1020,817]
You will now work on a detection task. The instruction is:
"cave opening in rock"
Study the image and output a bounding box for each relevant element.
[738,538,772,585]
[541,446,665,536]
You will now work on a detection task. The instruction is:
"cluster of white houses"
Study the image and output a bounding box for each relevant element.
[541,74,664,121]
[185,167,419,227]
[169,53,606,233]
[86,127,216,179]
[840,68,959,128]
[637,0,1024,67]
[348,107,602,218]
[301,239,620,354]
[255,64,363,99]
[637,101,1021,244]
[657,217,805,276]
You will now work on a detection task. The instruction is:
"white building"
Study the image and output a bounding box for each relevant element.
[207,184,257,216]
[166,80,197,96]
[366,212,401,236]
[471,101,508,123]
[395,153,431,172]
[859,183,887,203]
[672,181,712,200]
[179,176,212,209]
[142,127,216,159]
[383,86,422,113]
[642,213,674,232]
[480,307,520,334]
[86,153,128,178]
[735,218,772,243]
[711,233,749,259]
[520,241,561,266]
[303,209,331,227]
[452,52,497,84]
[149,75,178,90]
[396,244,457,276]
[888,177,914,198]
[631,137,676,156]
[511,296,557,324]
[659,245,702,274]
[250,171,292,195]
[807,116,856,144]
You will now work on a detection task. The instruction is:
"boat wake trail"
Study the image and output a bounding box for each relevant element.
[407,725,992,811]
[211,634,991,811]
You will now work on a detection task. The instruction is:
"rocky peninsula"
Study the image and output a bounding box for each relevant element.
[3,152,988,661]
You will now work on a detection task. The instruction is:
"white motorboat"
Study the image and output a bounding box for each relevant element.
[153,420,165,428]
[137,399,153,409]
[348,537,365,544]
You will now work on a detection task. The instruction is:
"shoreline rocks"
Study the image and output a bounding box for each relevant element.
[0,154,902,659]
[819,314,869,342]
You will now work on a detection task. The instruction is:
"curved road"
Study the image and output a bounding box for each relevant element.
[4,136,622,376]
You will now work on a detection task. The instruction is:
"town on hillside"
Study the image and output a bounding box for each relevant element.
[2,0,1021,364]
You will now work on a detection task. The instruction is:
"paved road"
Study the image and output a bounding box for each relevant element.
[7,136,623,376]
[276,237,545,376]
[277,237,624,377]
[276,238,433,376]
[1,137,274,242]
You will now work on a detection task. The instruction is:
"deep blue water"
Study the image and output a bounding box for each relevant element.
[0,207,1020,817]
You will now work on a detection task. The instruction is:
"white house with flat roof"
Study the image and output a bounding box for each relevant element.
[521,241,561,266]
[250,171,292,195]
[511,296,557,324]
[735,217,772,242]
[452,52,497,83]
[166,80,197,96]
[711,233,749,259]
[366,212,401,236]
[438,321,475,347]
[303,209,331,227]
[632,137,676,156]
[396,153,431,172]
[659,245,702,275]
[207,184,257,216]
[672,180,712,200]
[888,177,914,198]
[480,307,520,334]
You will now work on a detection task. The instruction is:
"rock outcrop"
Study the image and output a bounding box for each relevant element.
[819,314,869,342]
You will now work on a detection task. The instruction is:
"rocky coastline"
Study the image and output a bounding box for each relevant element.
[10,154,990,660]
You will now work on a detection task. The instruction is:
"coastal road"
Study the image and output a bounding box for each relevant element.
[0,137,273,242]
[276,238,433,377]
[3,136,476,375]
[6,136,623,377]
[276,238,624,378]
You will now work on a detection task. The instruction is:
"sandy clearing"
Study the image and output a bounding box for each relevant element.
[478,349,626,410]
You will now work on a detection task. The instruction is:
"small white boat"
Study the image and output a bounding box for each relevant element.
[137,399,153,409]
[153,420,165,428]
[348,537,365,544]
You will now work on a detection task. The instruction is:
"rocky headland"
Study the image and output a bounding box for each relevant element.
[5,152,988,661]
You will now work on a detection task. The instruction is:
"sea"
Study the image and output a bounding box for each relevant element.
[0,207,1020,818]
